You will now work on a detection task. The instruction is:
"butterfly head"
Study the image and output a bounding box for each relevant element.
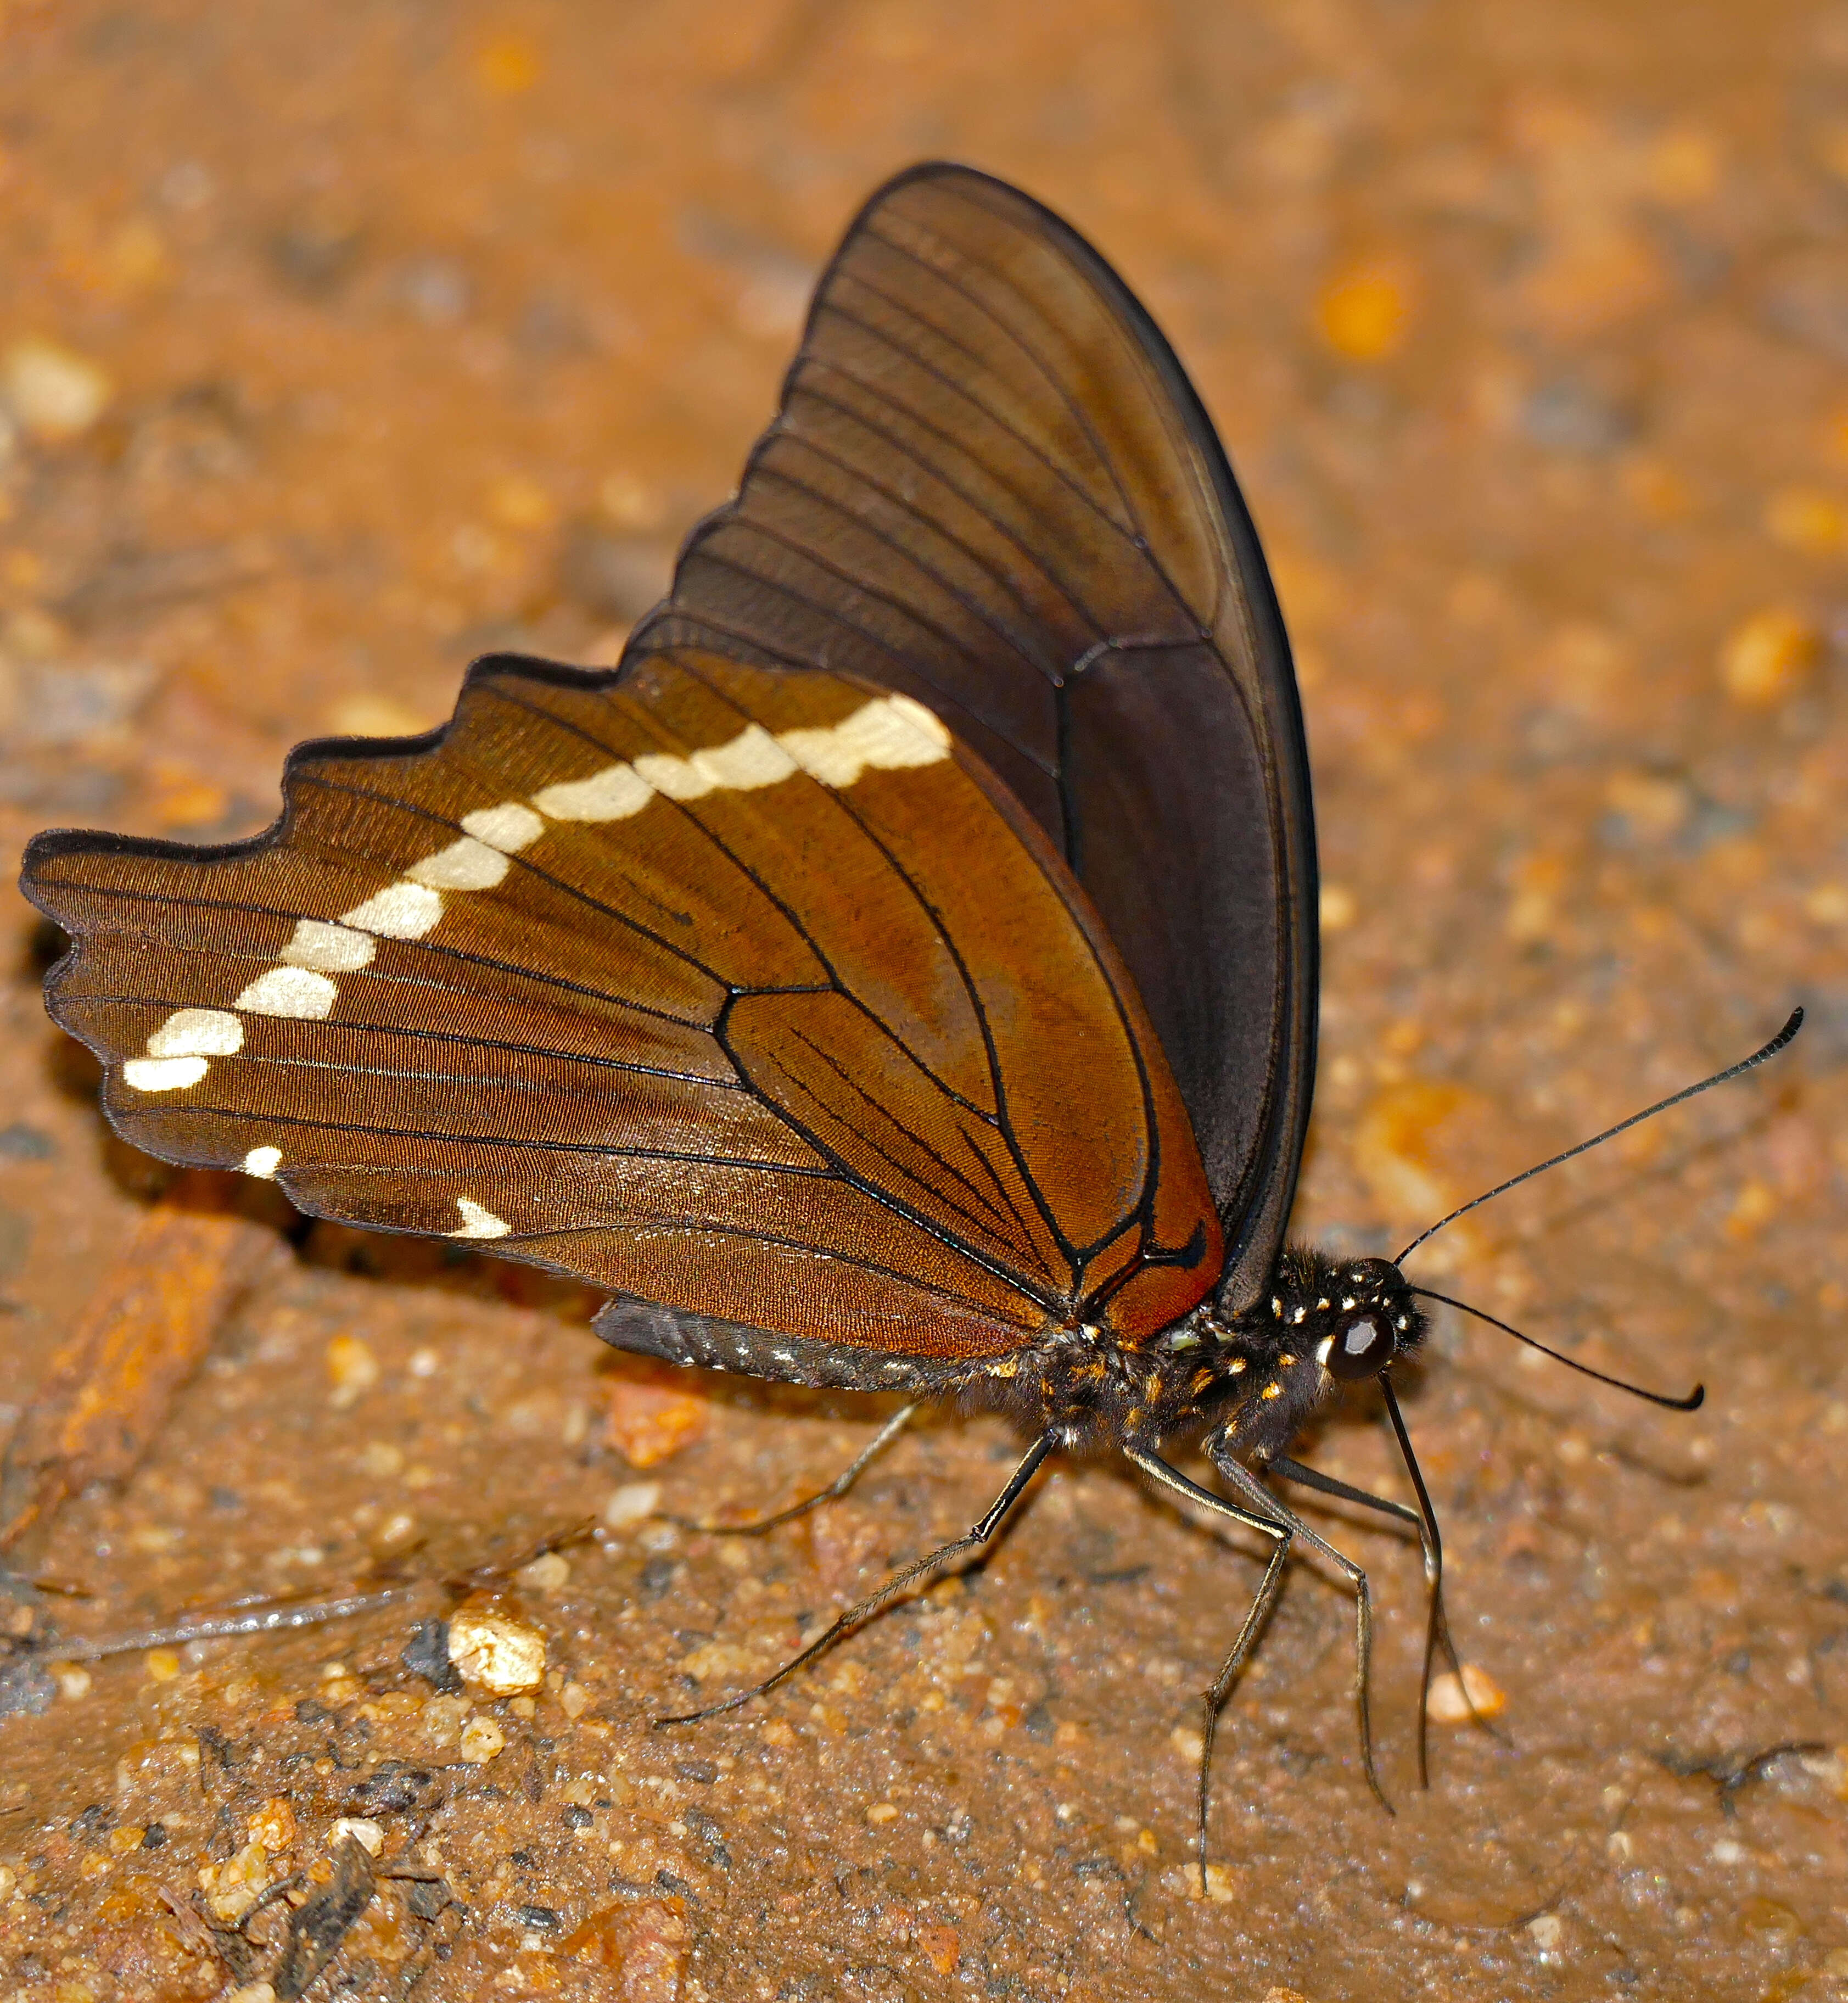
[1312,1256,1425,1383]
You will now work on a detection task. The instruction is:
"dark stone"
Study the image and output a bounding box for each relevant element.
[400,1618,462,1693]
[639,1555,678,1599]
[515,1903,561,1929]
[406,1876,452,1920]
[141,1822,167,1848]
[0,1658,55,1718]
[346,1761,436,1816]
[563,1804,594,1829]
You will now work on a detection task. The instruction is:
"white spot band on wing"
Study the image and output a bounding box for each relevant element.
[234,966,338,1020]
[242,1145,282,1178]
[340,882,444,939]
[124,1056,210,1092]
[146,1008,243,1058]
[532,764,652,821]
[405,836,510,891]
[460,801,545,852]
[108,692,953,1110]
[450,1196,512,1239]
[282,918,376,972]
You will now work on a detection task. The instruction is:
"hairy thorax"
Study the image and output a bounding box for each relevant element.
[967,1246,1426,1461]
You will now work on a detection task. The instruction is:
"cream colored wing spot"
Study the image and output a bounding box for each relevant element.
[450,1196,512,1240]
[631,751,714,801]
[242,1145,283,1179]
[405,836,511,892]
[691,724,799,791]
[124,1055,210,1093]
[147,1008,244,1058]
[531,764,652,822]
[460,801,545,852]
[776,695,951,786]
[340,882,444,939]
[234,966,338,1020]
[282,917,376,972]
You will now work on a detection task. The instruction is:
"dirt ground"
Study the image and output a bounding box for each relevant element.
[2,1,1847,1998]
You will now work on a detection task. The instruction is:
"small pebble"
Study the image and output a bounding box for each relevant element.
[225,1987,276,2003]
[329,1817,384,1855]
[1,337,114,440]
[1319,883,1357,931]
[448,1605,546,1694]
[326,1333,379,1402]
[52,1663,91,1702]
[1425,1663,1507,1724]
[514,1550,570,1592]
[458,1715,507,1764]
[603,1480,662,1529]
[866,1801,899,1825]
[1720,607,1819,708]
[1318,260,1412,361]
[145,1648,181,1683]
[1527,1914,1565,1952]
[1170,1725,1205,1764]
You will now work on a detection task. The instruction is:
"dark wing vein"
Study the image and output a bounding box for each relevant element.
[776,384,1080,662]
[868,208,1213,635]
[748,457,1055,683]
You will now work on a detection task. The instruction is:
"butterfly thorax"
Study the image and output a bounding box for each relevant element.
[981,1247,1425,1458]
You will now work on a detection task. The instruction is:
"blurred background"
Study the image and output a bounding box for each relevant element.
[1,3,1846,1999]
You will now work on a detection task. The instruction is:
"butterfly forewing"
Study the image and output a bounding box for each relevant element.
[25,652,1219,1368]
[634,163,1317,1306]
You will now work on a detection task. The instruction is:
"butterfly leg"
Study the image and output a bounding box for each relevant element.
[1269,1453,1491,1786]
[655,1430,1055,1728]
[669,1403,920,1537]
[1123,1448,1292,1892]
[1207,1450,1391,1814]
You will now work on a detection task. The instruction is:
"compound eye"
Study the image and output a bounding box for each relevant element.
[1324,1314,1395,1383]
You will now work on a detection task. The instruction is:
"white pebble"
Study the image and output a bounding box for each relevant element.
[447,1606,546,1694]
[458,1715,507,1764]
[2,337,113,439]
[603,1480,662,1529]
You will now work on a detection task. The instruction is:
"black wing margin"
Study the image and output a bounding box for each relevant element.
[629,161,1317,1308]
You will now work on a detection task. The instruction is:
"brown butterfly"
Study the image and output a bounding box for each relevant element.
[20,163,1797,1867]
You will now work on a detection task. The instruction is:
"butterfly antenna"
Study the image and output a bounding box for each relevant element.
[1395,1008,1802,1266]
[1410,1285,1704,1411]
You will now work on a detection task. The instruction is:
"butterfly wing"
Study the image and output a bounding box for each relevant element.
[24,653,1220,1383]
[632,162,1317,1310]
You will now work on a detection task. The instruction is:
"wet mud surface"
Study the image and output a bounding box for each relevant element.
[1,2,1847,1998]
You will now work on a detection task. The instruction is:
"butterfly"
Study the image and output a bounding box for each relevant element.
[20,162,1797,1867]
